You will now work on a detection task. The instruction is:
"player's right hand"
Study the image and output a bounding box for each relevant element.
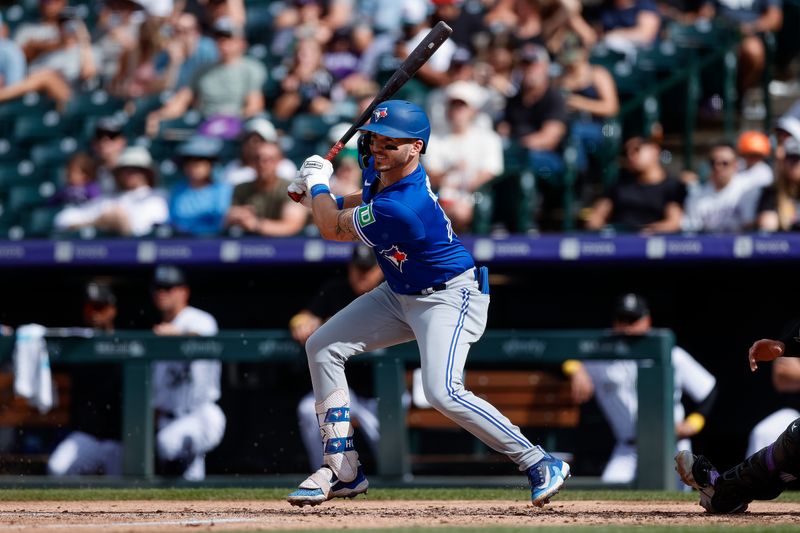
[288,175,311,207]
[748,339,785,372]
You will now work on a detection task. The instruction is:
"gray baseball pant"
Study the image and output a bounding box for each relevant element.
[305,269,545,470]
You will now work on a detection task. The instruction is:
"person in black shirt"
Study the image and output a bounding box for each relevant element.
[498,42,568,181]
[675,334,800,514]
[586,136,686,233]
[290,245,384,470]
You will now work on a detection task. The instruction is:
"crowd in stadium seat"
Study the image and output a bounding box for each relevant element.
[0,0,798,238]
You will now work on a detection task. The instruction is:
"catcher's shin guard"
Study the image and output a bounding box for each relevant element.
[711,418,799,513]
[316,389,359,482]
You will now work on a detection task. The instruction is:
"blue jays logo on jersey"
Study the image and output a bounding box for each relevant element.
[373,107,388,122]
[379,245,408,272]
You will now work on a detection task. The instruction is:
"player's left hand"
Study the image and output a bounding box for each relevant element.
[299,155,333,190]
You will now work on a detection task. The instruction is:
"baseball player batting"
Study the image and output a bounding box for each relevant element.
[285,100,570,507]
[676,335,800,513]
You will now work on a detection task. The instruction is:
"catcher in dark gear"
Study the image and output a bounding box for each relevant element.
[675,333,800,513]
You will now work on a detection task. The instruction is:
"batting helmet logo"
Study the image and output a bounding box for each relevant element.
[373,107,388,122]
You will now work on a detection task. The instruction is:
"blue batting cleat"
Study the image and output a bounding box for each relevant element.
[287,465,369,507]
[527,454,571,507]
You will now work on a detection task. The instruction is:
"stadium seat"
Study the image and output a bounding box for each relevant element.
[61,90,126,133]
[0,139,29,163]
[6,182,56,214]
[30,138,80,168]
[13,110,64,144]
[22,205,61,238]
[0,160,40,192]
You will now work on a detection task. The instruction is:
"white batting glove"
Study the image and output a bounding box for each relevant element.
[299,155,334,191]
[288,175,312,208]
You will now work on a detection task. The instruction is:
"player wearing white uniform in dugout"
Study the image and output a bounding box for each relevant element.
[48,266,226,480]
[284,100,570,507]
[566,293,717,484]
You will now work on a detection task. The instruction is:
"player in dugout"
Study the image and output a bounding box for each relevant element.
[285,100,570,507]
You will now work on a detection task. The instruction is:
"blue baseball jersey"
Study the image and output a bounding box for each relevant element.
[351,160,475,294]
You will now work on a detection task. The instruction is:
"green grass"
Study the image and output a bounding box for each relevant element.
[0,487,798,503]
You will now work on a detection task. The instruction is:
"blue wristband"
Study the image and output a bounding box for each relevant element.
[310,184,331,198]
[335,196,344,210]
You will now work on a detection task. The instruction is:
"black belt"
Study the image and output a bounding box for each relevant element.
[413,269,477,296]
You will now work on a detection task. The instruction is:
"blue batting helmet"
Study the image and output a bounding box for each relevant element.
[358,100,431,153]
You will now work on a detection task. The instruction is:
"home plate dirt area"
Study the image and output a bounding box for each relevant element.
[0,500,798,532]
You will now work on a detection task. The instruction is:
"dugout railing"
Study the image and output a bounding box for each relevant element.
[0,329,675,490]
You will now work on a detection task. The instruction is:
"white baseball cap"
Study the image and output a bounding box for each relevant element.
[776,115,800,144]
[243,117,278,142]
[402,0,429,25]
[445,81,486,109]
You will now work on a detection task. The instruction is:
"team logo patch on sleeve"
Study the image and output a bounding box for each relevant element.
[356,204,376,227]
[379,245,408,272]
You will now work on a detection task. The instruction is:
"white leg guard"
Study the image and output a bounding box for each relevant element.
[316,388,359,483]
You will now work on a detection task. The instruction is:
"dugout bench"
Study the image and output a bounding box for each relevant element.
[0,329,675,489]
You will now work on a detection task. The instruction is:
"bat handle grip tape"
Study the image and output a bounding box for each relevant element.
[325,141,345,162]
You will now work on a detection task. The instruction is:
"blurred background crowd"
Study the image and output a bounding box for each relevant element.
[1,0,800,238]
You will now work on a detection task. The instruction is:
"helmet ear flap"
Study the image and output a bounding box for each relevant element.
[357,133,372,169]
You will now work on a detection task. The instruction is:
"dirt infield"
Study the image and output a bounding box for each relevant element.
[0,499,798,532]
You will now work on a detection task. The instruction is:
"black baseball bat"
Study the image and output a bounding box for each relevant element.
[289,21,453,201]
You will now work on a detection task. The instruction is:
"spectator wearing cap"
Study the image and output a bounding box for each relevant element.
[51,152,101,207]
[168,135,232,236]
[291,244,385,470]
[775,104,800,161]
[735,131,774,189]
[221,117,297,186]
[146,16,266,137]
[597,0,661,54]
[425,81,504,234]
[682,141,766,233]
[153,11,219,92]
[91,116,129,194]
[587,136,686,233]
[497,43,568,185]
[566,293,717,485]
[54,146,168,236]
[272,37,333,120]
[225,141,308,236]
[756,137,800,232]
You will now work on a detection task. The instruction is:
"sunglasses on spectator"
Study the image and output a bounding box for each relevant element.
[95,130,122,140]
[709,158,735,167]
[786,154,800,165]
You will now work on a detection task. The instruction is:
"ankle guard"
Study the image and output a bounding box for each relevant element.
[316,389,359,482]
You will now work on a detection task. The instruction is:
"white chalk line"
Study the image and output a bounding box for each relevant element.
[18,516,262,529]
